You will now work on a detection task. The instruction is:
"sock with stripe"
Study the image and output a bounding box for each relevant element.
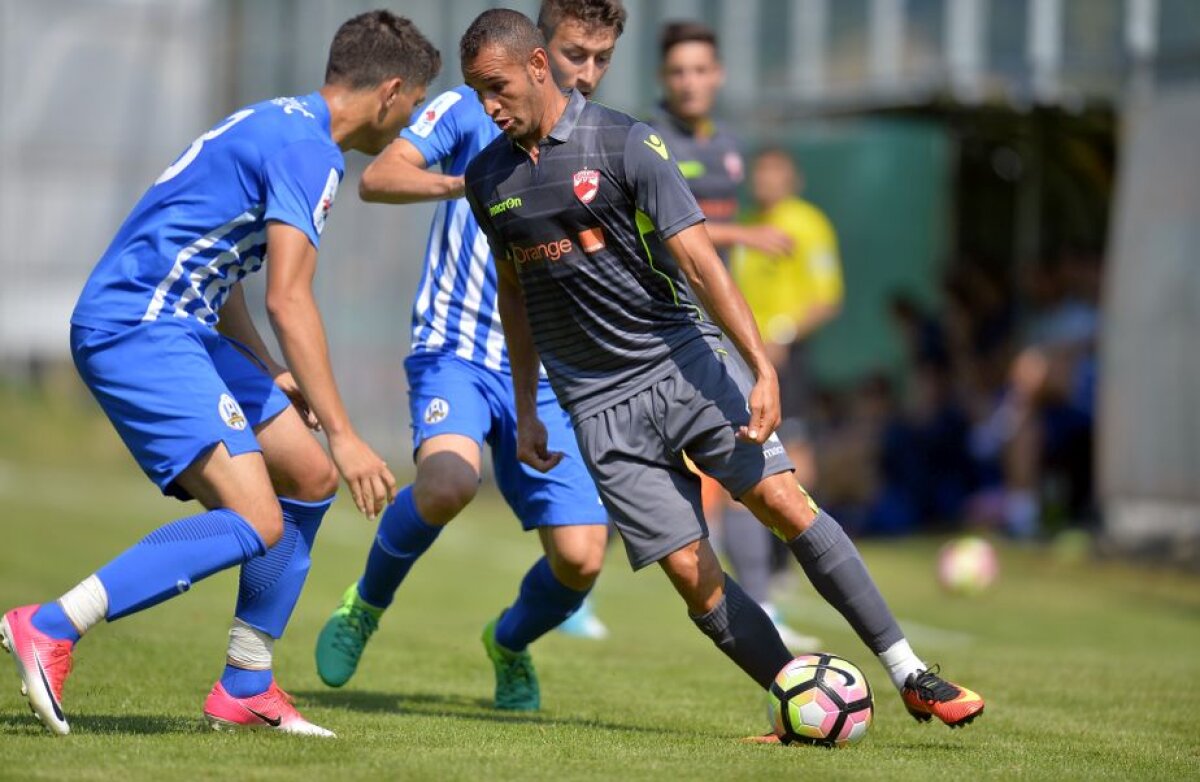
[357,486,441,609]
[495,557,591,652]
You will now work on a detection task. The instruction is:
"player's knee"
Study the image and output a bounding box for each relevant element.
[275,455,338,503]
[413,470,478,525]
[305,459,339,501]
[552,547,603,589]
[246,501,285,548]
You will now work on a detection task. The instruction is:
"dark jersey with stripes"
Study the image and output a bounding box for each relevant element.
[464,89,719,421]
[646,107,745,263]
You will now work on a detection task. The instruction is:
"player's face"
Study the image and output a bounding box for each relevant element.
[751,153,797,208]
[661,41,723,122]
[544,19,617,98]
[465,45,545,142]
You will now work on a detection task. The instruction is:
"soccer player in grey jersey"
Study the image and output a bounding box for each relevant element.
[460,9,985,733]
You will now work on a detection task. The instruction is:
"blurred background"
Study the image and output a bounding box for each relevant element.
[2,0,1199,566]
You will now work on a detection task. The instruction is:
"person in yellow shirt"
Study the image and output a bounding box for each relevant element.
[734,147,843,402]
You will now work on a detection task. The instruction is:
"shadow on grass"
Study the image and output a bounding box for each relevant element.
[294,688,677,736]
[0,712,200,736]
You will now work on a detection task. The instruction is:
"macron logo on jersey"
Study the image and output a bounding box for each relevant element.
[409,91,463,138]
[313,168,339,236]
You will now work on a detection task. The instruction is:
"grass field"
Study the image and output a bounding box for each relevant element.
[0,386,1198,781]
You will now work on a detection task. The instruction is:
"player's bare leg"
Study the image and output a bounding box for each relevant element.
[739,473,985,727]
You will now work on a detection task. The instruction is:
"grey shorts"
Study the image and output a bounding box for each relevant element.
[573,347,795,570]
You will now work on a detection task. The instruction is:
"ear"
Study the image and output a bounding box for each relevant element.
[529,47,550,82]
[381,76,405,107]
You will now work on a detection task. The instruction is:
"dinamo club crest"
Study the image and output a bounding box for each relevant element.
[573,169,600,204]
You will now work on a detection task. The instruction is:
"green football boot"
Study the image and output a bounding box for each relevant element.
[481,616,540,711]
[315,583,383,687]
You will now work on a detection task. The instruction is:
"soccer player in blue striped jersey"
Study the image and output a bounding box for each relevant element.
[315,0,626,711]
[0,12,439,737]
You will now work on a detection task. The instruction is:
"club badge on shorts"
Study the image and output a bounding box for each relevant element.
[218,393,247,431]
[573,169,600,205]
[424,397,450,424]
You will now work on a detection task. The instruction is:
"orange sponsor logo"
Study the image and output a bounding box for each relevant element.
[577,226,606,253]
[508,237,574,264]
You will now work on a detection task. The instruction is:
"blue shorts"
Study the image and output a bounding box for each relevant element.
[405,352,607,531]
[71,319,291,501]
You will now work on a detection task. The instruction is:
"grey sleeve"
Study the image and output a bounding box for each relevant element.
[623,122,706,239]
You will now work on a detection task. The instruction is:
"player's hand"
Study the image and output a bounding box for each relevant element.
[271,369,321,431]
[737,373,782,445]
[329,433,397,519]
[742,226,793,257]
[516,416,564,473]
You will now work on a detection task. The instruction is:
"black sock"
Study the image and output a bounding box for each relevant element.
[691,574,792,689]
[787,510,903,654]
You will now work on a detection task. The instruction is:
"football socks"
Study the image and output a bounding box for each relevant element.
[787,510,905,654]
[495,557,590,652]
[357,486,441,609]
[691,574,792,689]
[95,509,265,622]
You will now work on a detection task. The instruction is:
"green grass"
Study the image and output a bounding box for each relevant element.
[1,385,1199,780]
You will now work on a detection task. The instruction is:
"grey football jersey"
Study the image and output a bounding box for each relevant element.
[464,89,721,421]
[647,107,745,263]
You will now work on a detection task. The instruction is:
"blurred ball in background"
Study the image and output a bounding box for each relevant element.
[937,536,999,596]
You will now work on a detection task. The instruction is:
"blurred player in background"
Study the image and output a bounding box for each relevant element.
[649,21,814,649]
[459,8,984,736]
[733,148,844,597]
[315,0,627,712]
[0,11,439,737]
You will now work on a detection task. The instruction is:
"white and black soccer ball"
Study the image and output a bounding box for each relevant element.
[767,654,874,747]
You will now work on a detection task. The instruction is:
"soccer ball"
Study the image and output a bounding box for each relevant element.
[767,654,873,747]
[937,536,998,595]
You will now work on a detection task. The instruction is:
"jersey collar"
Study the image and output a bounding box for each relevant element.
[546,88,586,144]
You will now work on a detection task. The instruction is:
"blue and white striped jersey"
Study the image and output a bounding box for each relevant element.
[71,92,343,331]
[400,86,511,372]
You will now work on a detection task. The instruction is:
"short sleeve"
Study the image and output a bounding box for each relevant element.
[622,123,705,239]
[263,140,342,249]
[399,89,468,168]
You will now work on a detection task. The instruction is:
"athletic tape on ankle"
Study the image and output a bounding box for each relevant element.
[227,617,275,670]
[59,574,109,635]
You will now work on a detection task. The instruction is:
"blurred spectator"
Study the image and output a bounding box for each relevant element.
[734,148,844,426]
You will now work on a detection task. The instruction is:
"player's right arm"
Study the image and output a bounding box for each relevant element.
[359,89,471,204]
[463,170,562,473]
[359,138,464,203]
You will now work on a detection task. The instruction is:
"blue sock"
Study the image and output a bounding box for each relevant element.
[220,663,273,698]
[235,496,332,637]
[96,509,266,621]
[223,496,332,698]
[31,602,81,643]
[357,486,442,609]
[495,557,591,652]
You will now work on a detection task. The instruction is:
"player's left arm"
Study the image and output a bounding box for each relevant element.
[665,226,780,444]
[216,283,319,430]
[624,123,779,443]
[262,141,397,517]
